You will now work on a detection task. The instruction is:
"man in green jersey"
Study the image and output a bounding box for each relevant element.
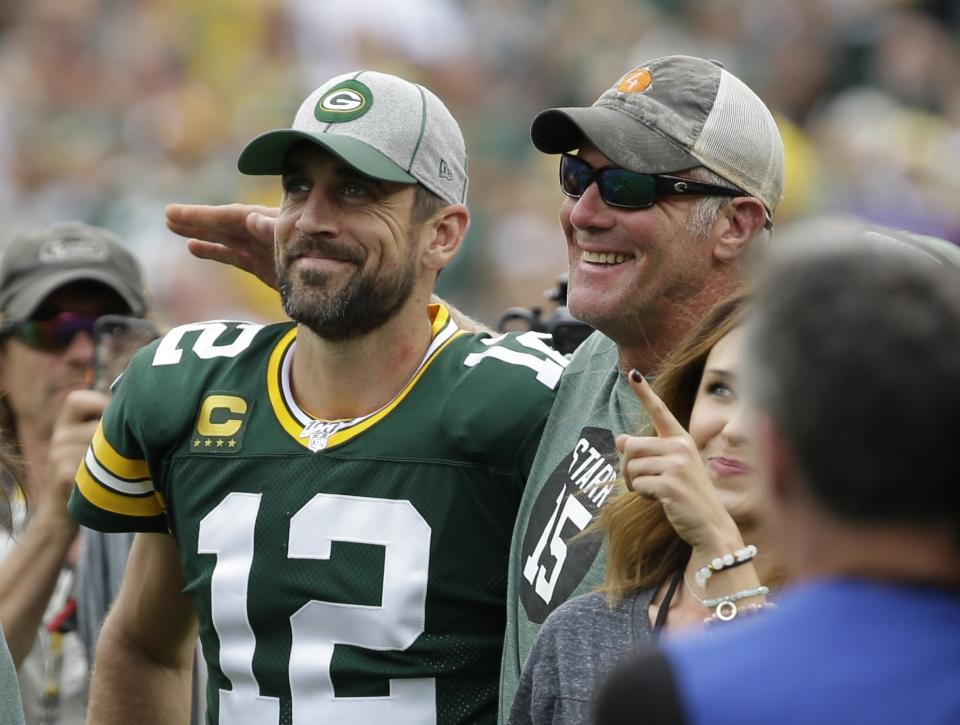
[69,71,562,724]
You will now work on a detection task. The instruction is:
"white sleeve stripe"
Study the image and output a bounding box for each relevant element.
[84,448,155,496]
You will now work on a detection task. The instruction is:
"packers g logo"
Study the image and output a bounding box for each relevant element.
[191,393,252,453]
[314,80,372,123]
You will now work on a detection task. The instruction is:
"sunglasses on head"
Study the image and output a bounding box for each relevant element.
[2,311,100,352]
[559,153,747,210]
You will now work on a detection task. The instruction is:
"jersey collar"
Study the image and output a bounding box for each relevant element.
[266,304,463,451]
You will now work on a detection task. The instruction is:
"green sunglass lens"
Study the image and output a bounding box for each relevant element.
[602,169,655,207]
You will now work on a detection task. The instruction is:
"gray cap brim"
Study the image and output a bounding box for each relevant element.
[531,106,699,174]
[238,129,417,184]
[2,268,146,321]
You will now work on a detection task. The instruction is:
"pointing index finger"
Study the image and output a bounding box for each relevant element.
[628,369,686,438]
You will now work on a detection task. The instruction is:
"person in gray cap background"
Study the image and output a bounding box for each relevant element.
[0,220,150,724]
[162,55,784,721]
[71,69,561,724]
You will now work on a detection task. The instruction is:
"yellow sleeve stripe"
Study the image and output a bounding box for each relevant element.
[75,461,165,518]
[91,424,150,480]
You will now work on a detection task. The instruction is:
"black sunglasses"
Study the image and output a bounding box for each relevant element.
[559,153,747,210]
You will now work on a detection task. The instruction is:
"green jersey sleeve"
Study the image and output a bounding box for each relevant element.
[68,320,270,533]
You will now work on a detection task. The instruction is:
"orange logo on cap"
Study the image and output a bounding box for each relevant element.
[617,68,652,93]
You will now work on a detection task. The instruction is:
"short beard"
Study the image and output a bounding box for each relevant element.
[277,235,418,341]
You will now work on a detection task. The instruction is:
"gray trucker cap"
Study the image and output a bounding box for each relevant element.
[531,55,784,216]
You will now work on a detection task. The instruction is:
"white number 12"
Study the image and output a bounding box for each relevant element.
[198,492,435,723]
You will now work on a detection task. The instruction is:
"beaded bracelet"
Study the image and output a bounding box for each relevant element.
[702,585,770,610]
[693,544,758,587]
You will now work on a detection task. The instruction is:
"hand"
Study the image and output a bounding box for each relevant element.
[616,371,741,553]
[48,389,109,520]
[166,202,279,289]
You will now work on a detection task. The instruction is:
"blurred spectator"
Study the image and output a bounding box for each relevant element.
[596,221,960,725]
[0,221,149,724]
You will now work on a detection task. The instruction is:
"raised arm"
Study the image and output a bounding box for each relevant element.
[166,202,279,289]
[617,372,764,608]
[616,372,743,555]
[0,390,105,665]
[86,532,198,725]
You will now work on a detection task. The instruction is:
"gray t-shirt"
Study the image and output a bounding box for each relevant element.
[1,626,26,725]
[507,588,656,725]
[501,331,646,721]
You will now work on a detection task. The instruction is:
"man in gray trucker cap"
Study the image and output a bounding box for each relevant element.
[502,54,783,721]
[74,70,561,724]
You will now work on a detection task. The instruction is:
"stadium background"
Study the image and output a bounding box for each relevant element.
[1,0,958,329]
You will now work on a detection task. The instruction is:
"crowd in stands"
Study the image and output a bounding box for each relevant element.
[1,0,958,326]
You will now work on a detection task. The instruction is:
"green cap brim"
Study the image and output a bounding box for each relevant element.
[237,129,417,183]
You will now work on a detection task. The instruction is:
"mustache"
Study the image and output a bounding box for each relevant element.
[281,234,365,265]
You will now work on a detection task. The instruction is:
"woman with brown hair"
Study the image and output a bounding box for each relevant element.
[1,444,27,725]
[509,292,780,725]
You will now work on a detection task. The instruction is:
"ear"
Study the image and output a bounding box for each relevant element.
[421,203,470,273]
[712,197,768,263]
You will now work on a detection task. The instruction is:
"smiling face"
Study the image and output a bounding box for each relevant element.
[559,145,717,345]
[687,326,762,524]
[274,142,425,340]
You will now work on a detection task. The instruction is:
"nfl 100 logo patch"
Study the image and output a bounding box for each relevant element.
[299,420,347,452]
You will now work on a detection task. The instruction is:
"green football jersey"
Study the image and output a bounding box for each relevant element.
[69,305,563,725]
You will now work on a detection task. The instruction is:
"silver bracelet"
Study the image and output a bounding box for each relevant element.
[705,600,777,624]
[694,544,758,587]
[702,585,770,609]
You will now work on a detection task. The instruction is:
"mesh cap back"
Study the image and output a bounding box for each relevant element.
[692,69,783,217]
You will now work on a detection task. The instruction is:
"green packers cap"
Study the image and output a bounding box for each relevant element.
[531,55,784,216]
[0,221,148,323]
[238,70,468,205]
